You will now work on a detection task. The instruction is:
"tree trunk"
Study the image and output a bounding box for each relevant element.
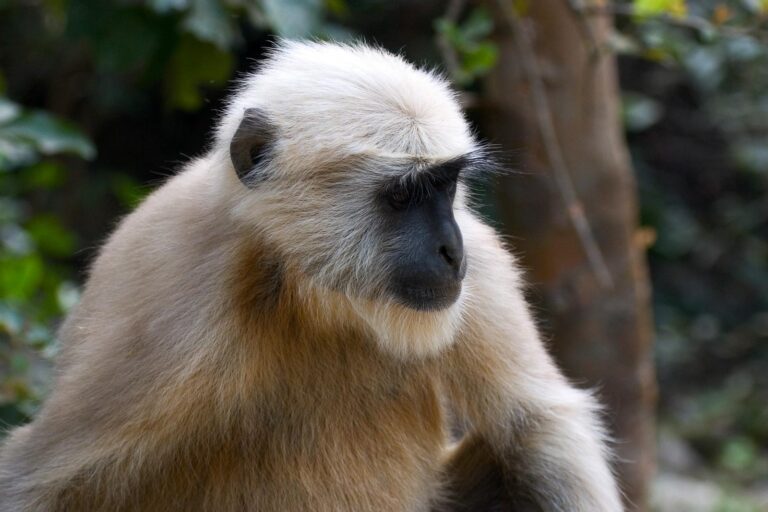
[478,2,656,510]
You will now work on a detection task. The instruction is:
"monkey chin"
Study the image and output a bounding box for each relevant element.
[349,287,467,360]
[393,284,463,312]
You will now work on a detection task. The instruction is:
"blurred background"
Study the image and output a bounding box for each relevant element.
[0,0,766,510]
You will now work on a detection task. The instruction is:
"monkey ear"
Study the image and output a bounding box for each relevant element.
[230,108,275,187]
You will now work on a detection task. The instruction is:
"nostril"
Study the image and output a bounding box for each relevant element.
[439,245,455,266]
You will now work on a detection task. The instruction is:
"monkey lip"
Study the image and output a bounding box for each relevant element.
[395,283,462,312]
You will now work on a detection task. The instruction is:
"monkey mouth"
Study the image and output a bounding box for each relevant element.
[394,284,462,312]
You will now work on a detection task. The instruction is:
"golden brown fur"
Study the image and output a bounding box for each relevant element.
[0,162,445,511]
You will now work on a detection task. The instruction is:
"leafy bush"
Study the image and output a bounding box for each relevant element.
[0,93,92,426]
[619,0,768,486]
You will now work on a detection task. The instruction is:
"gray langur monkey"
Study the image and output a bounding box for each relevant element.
[0,41,623,511]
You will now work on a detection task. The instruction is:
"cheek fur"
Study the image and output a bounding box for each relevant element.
[348,288,467,360]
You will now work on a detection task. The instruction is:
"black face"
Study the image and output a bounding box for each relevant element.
[381,159,467,311]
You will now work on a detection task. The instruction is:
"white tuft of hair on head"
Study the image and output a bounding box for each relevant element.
[216,40,476,165]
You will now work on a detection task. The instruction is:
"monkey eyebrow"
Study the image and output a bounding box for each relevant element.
[379,149,500,206]
[397,148,501,186]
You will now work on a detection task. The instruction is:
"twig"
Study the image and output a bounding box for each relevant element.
[435,0,467,83]
[495,0,615,288]
[562,0,604,61]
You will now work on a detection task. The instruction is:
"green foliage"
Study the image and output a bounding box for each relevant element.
[262,0,324,38]
[719,437,760,473]
[28,0,346,113]
[714,492,764,512]
[622,92,664,131]
[1,112,95,162]
[435,7,498,86]
[181,0,236,49]
[166,34,234,110]
[257,0,352,39]
[110,173,151,210]
[634,0,688,18]
[621,0,768,490]
[0,97,90,426]
[0,108,94,171]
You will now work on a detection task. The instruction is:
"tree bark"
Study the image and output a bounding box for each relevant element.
[477,2,656,510]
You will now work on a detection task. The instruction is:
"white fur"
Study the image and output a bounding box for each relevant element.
[217,41,475,161]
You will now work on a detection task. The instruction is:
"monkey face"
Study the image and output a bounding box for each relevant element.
[229,108,493,314]
[228,106,502,320]
[378,161,467,311]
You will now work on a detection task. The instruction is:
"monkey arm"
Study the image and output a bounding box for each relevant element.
[439,212,623,511]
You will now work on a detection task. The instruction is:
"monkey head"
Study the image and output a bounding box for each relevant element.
[217,42,492,356]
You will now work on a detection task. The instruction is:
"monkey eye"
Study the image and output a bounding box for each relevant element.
[386,185,411,210]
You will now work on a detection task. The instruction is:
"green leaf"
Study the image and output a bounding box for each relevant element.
[24,324,53,349]
[0,255,44,302]
[607,31,642,55]
[0,135,37,171]
[0,99,35,171]
[684,47,724,92]
[111,173,149,209]
[324,0,348,17]
[0,197,23,224]
[10,354,29,373]
[435,19,462,46]
[262,0,324,38]
[56,281,80,312]
[1,112,95,160]
[461,8,494,41]
[622,92,663,132]
[0,98,20,124]
[42,0,67,29]
[65,2,172,76]
[633,0,687,18]
[733,141,768,175]
[21,161,67,190]
[435,7,497,86]
[0,306,23,336]
[462,43,497,76]
[0,223,32,255]
[165,35,234,111]
[743,0,768,13]
[26,216,76,258]
[719,437,757,472]
[149,0,189,13]
[724,36,762,62]
[511,0,530,16]
[182,0,235,50]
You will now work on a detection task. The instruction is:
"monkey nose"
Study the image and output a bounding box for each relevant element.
[438,243,465,278]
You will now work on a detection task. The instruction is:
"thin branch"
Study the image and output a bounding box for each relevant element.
[495,0,615,288]
[562,0,604,61]
[435,0,467,84]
